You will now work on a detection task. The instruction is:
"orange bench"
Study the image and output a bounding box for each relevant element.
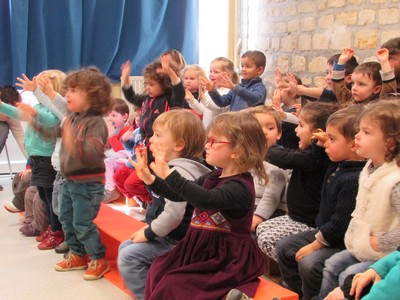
[94,203,298,299]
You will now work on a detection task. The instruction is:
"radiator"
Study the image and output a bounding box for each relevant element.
[121,76,145,98]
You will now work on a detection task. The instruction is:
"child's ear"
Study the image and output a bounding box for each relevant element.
[386,137,396,153]
[344,74,352,84]
[277,131,282,141]
[173,140,185,152]
[257,67,265,76]
[373,84,382,95]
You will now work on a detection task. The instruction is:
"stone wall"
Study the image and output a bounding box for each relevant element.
[239,0,400,89]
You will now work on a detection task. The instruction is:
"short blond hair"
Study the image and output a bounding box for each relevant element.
[38,69,67,96]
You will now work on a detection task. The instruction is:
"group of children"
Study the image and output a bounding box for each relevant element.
[0,35,399,300]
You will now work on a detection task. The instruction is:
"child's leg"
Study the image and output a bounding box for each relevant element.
[11,172,32,210]
[318,250,360,299]
[113,165,135,198]
[32,191,50,232]
[104,153,126,191]
[123,169,152,203]
[256,215,313,261]
[52,172,66,217]
[37,186,62,232]
[22,186,38,224]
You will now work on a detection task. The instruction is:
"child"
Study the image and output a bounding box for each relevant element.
[46,67,113,280]
[187,57,238,128]
[332,48,382,107]
[208,50,267,111]
[256,102,338,262]
[380,36,400,94]
[276,106,366,299]
[181,64,207,114]
[244,106,289,232]
[132,112,267,299]
[318,101,400,299]
[102,98,131,203]
[118,109,210,299]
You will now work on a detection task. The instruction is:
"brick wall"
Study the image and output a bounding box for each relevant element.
[239,0,400,89]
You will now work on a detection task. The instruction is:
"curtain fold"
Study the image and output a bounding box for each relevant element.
[0,0,198,85]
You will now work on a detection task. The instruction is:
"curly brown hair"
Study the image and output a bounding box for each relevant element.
[143,60,172,95]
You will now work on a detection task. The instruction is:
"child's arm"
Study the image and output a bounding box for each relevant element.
[332,48,354,104]
[376,48,398,96]
[160,55,185,108]
[266,144,322,170]
[286,73,325,99]
[7,118,27,158]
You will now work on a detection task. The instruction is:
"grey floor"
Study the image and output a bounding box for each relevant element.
[0,175,132,300]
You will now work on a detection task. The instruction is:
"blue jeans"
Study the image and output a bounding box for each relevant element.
[59,181,105,259]
[118,237,177,300]
[276,229,341,300]
[52,172,66,217]
[318,249,375,299]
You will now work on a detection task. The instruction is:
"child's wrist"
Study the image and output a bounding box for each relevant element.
[334,61,346,71]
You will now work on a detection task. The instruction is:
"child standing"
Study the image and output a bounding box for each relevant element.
[51,67,113,280]
[118,109,210,299]
[380,36,400,94]
[318,101,400,298]
[208,50,267,111]
[133,112,267,299]
[276,106,366,300]
[256,102,338,262]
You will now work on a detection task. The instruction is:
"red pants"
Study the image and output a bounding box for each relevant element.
[113,165,152,203]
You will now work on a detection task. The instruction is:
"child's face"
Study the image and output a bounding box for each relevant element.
[209,61,224,83]
[389,54,400,77]
[325,63,333,90]
[295,113,313,150]
[109,110,127,129]
[145,79,164,98]
[324,125,354,162]
[351,72,381,102]
[65,87,90,112]
[183,69,199,93]
[149,124,179,161]
[204,130,234,169]
[254,113,281,148]
[240,57,263,80]
[355,117,387,165]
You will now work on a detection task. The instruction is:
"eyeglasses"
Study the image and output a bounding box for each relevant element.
[206,137,231,148]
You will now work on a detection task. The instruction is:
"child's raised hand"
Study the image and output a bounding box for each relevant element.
[185,89,195,102]
[285,73,299,95]
[338,48,354,65]
[271,89,283,112]
[149,144,172,179]
[292,104,302,116]
[217,72,235,90]
[121,60,132,88]
[129,146,155,185]
[274,68,284,86]
[15,102,37,123]
[376,48,392,73]
[36,75,56,100]
[16,74,37,92]
[200,76,214,92]
[311,129,328,147]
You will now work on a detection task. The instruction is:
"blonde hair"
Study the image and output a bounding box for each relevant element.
[243,105,282,134]
[162,49,186,77]
[208,112,268,183]
[359,101,400,166]
[38,69,66,96]
[182,64,206,79]
[211,57,239,84]
[153,109,205,158]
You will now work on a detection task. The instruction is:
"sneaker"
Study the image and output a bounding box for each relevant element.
[226,289,251,300]
[102,189,121,203]
[83,258,110,280]
[55,252,88,271]
[36,225,52,242]
[38,230,64,250]
[4,202,22,213]
[55,241,70,254]
[19,223,41,236]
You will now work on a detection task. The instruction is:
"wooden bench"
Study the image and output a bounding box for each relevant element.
[94,203,298,299]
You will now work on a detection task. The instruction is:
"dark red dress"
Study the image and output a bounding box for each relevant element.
[144,170,265,300]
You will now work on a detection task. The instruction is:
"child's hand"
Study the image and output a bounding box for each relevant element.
[251,215,265,232]
[121,60,132,88]
[274,68,285,86]
[292,104,302,116]
[295,240,323,262]
[130,226,149,243]
[200,76,215,92]
[369,235,380,252]
[311,129,328,147]
[350,269,381,300]
[376,48,392,73]
[217,72,235,90]
[324,287,346,300]
[286,73,300,95]
[16,102,38,123]
[338,48,354,65]
[271,89,283,112]
[19,168,32,179]
[160,54,180,84]
[16,74,37,92]
[37,75,57,100]
[185,89,195,102]
[129,146,155,185]
[149,144,172,179]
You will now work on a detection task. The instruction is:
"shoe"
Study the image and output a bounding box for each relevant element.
[102,189,121,203]
[19,223,41,236]
[55,252,88,271]
[4,202,22,213]
[55,241,70,254]
[83,258,110,280]
[36,225,51,242]
[226,289,250,300]
[38,230,64,250]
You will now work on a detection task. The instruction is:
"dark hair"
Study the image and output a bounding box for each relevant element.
[0,85,20,106]
[242,50,266,69]
[143,60,172,95]
[111,98,130,116]
[353,62,382,86]
[327,105,364,142]
[65,66,112,115]
[327,54,358,76]
[381,37,400,56]
[300,102,339,131]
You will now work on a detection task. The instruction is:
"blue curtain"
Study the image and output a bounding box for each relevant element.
[0,0,198,85]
